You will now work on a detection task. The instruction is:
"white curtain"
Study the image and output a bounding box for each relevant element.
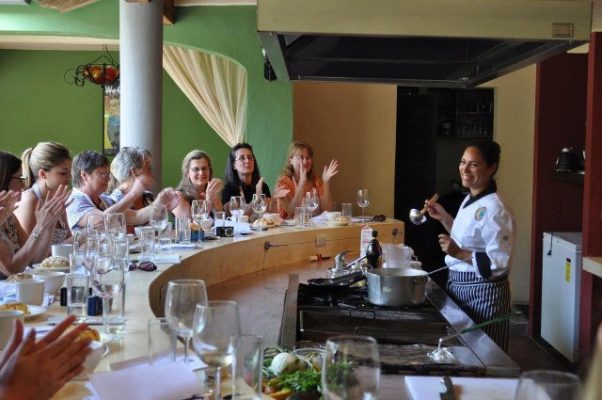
[163,45,247,146]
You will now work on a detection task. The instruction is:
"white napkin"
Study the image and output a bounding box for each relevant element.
[151,254,181,264]
[91,363,204,400]
[169,243,197,249]
[311,211,329,222]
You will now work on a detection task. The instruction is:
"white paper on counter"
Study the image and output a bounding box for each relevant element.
[150,254,181,264]
[91,362,204,400]
[405,376,519,400]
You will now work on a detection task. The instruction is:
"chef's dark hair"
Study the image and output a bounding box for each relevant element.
[468,140,500,176]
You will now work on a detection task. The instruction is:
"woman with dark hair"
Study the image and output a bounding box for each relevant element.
[275,141,339,219]
[0,151,69,278]
[15,141,72,244]
[66,150,180,230]
[173,150,223,219]
[426,141,515,351]
[222,143,270,205]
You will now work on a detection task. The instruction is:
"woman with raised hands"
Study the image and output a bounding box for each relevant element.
[0,151,70,278]
[15,141,72,244]
[275,141,339,219]
[173,150,223,219]
[109,146,156,209]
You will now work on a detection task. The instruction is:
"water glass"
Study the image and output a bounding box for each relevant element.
[357,189,370,222]
[342,203,353,219]
[158,237,173,254]
[66,273,89,323]
[322,335,380,400]
[138,227,156,258]
[514,370,581,400]
[148,317,178,365]
[232,335,264,400]
[176,218,192,244]
[294,207,306,229]
[91,256,125,342]
[214,211,226,228]
[104,212,126,239]
[304,191,319,218]
[111,237,129,260]
[149,204,169,234]
[251,194,267,219]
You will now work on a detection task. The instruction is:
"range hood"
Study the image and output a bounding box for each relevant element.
[257,0,592,88]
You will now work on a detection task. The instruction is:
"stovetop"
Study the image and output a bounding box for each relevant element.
[279,274,519,376]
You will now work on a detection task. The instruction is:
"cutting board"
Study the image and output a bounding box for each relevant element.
[405,376,518,400]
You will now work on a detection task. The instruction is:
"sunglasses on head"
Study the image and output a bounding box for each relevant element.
[128,261,157,272]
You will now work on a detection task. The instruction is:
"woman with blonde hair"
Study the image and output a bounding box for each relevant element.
[275,141,339,219]
[0,150,69,278]
[173,150,223,219]
[15,141,72,244]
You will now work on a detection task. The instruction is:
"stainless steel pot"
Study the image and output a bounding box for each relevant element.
[366,268,428,306]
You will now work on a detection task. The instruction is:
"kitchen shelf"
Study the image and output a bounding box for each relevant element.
[551,170,584,185]
[583,257,602,278]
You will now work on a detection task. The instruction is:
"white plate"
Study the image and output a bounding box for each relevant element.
[31,263,70,273]
[251,223,279,230]
[25,305,46,320]
[327,221,350,227]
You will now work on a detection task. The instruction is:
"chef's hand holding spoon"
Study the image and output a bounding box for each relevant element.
[425,199,453,232]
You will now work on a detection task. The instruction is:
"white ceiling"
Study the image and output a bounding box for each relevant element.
[0,0,600,51]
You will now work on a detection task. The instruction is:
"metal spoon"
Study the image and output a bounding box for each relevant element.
[409,193,439,225]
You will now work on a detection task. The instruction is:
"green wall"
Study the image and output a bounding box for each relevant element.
[0,2,292,188]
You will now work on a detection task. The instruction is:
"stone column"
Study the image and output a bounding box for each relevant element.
[119,0,163,192]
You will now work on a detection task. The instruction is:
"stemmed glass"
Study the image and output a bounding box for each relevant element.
[164,279,208,365]
[304,191,319,224]
[83,237,100,273]
[191,200,209,241]
[104,212,126,239]
[356,189,370,222]
[514,370,581,400]
[193,301,241,400]
[229,196,245,222]
[251,194,267,220]
[321,335,381,400]
[90,256,125,342]
[149,205,169,236]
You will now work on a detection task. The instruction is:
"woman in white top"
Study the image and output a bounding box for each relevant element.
[426,141,514,351]
[109,146,155,209]
[15,141,72,245]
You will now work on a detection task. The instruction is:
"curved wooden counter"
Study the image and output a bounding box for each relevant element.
[49,220,403,399]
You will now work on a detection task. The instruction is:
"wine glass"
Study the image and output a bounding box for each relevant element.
[83,237,100,273]
[90,256,125,342]
[251,193,267,219]
[104,212,126,239]
[165,279,208,365]
[149,204,169,235]
[356,189,370,222]
[321,335,380,400]
[193,301,241,400]
[304,191,319,225]
[191,199,210,221]
[514,370,581,400]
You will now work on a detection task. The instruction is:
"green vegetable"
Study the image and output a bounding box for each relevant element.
[278,369,322,392]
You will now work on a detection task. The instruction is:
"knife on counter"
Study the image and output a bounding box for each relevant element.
[440,376,457,400]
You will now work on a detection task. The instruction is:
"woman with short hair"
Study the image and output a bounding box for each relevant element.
[0,150,69,278]
[15,141,72,244]
[275,141,339,219]
[66,150,180,231]
[109,146,155,209]
[172,150,223,219]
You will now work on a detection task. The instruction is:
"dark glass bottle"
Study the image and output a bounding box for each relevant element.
[365,230,383,269]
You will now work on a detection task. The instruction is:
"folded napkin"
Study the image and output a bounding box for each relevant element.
[169,243,197,249]
[91,363,204,400]
[151,254,181,264]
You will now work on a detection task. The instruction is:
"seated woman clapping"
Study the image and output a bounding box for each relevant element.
[275,141,339,219]
[109,146,155,209]
[14,141,72,245]
[0,151,69,279]
[66,150,181,231]
[172,150,223,219]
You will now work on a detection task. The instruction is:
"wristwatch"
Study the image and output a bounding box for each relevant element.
[32,229,41,239]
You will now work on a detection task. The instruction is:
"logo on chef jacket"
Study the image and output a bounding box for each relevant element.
[475,207,487,221]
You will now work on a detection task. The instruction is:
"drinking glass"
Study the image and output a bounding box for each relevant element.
[232,335,263,400]
[321,335,380,400]
[305,191,319,219]
[149,204,169,235]
[191,200,210,241]
[514,370,581,400]
[356,189,370,222]
[66,273,89,323]
[104,212,126,239]
[83,237,100,272]
[251,194,267,219]
[341,203,353,219]
[193,301,241,400]
[111,237,129,261]
[229,196,243,222]
[165,279,208,365]
[86,214,100,237]
[90,256,125,342]
[175,218,192,244]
